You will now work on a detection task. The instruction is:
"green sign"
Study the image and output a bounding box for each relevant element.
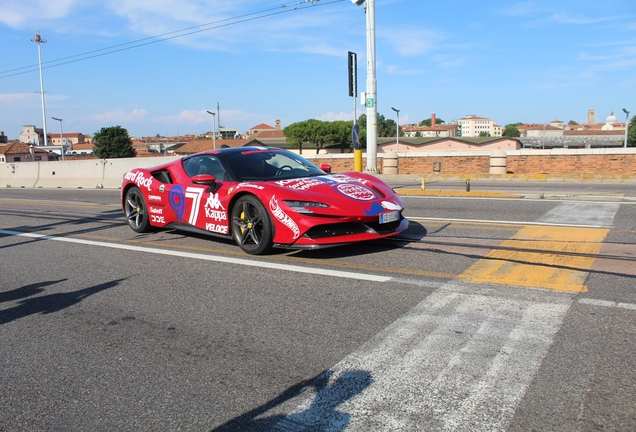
[365,97,375,108]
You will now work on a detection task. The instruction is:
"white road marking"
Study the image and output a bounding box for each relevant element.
[536,202,619,227]
[579,297,636,310]
[406,216,610,229]
[271,282,572,431]
[0,229,436,286]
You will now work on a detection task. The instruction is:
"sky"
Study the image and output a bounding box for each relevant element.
[0,0,635,140]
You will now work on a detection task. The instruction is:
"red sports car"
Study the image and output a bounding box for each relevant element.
[121,147,408,254]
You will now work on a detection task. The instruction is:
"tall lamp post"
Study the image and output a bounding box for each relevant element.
[31,31,49,147]
[391,107,400,153]
[51,116,64,161]
[351,0,377,171]
[206,110,217,150]
[623,108,630,148]
[541,123,547,149]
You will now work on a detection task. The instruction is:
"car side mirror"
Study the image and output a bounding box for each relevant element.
[191,174,217,191]
[321,163,332,174]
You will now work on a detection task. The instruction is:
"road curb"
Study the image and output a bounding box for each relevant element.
[396,189,523,198]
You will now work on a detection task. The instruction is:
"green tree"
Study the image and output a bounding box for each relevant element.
[479,131,491,137]
[628,116,636,147]
[419,117,444,127]
[503,124,521,137]
[93,126,136,158]
[283,119,334,154]
[377,114,396,137]
[568,120,579,125]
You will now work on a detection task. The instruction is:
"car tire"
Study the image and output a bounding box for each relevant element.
[124,186,152,233]
[231,195,274,255]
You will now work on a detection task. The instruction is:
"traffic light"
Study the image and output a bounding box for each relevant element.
[348,51,357,97]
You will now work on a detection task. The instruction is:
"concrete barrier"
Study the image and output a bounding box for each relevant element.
[2,148,636,189]
[0,156,180,189]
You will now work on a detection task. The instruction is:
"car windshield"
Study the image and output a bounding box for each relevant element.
[226,149,325,181]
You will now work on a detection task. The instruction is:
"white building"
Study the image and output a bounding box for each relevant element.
[457,115,502,137]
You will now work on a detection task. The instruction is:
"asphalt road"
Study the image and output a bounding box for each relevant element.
[1,184,635,431]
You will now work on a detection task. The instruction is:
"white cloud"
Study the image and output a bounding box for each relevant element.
[549,13,623,25]
[0,0,76,28]
[85,108,148,123]
[382,28,446,57]
[317,111,353,122]
[497,2,538,17]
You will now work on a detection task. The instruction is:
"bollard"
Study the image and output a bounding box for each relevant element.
[421,178,426,190]
[466,179,471,192]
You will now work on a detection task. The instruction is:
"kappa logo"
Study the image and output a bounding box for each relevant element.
[204,193,225,211]
[204,192,227,221]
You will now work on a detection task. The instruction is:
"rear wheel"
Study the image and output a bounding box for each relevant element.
[124,186,152,233]
[231,195,273,255]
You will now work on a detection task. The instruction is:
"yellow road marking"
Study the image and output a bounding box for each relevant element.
[458,225,609,292]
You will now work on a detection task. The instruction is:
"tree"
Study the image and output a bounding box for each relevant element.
[568,120,579,125]
[479,131,491,137]
[503,124,521,137]
[376,114,395,137]
[628,116,636,147]
[419,117,444,127]
[283,119,333,154]
[93,126,136,158]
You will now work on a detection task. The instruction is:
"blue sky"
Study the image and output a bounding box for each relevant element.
[1,0,634,140]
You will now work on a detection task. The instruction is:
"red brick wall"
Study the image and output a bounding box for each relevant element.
[311,153,636,176]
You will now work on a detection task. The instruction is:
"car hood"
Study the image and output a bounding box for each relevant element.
[262,173,404,215]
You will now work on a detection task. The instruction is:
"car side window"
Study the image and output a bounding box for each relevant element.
[151,170,172,184]
[184,156,226,180]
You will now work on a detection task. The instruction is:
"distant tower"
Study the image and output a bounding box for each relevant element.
[588,108,595,126]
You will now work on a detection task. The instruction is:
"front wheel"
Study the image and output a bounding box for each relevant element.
[231,195,274,255]
[124,186,152,233]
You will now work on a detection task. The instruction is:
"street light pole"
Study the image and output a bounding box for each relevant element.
[542,123,546,149]
[51,116,64,161]
[391,107,400,153]
[352,0,377,171]
[623,108,630,148]
[206,111,217,150]
[31,31,49,147]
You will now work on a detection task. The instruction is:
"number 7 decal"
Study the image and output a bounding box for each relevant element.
[185,187,205,225]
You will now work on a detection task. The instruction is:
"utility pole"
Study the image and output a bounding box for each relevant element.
[623,108,630,148]
[206,111,217,149]
[351,0,377,171]
[32,31,49,146]
[391,107,400,153]
[51,117,64,161]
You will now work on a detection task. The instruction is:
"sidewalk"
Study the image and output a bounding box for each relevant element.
[369,173,636,201]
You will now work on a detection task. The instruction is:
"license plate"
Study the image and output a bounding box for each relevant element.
[379,210,400,224]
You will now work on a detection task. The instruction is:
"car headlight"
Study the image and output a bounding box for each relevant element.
[283,200,331,214]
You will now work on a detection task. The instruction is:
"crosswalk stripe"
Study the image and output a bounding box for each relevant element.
[271,283,572,431]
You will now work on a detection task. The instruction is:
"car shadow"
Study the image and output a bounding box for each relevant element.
[0,277,127,326]
[212,369,372,431]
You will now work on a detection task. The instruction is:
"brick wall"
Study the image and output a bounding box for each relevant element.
[308,151,636,176]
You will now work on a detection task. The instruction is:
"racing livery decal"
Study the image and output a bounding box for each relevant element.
[336,183,377,201]
[364,200,402,216]
[235,182,265,191]
[270,195,300,239]
[124,171,153,191]
[276,178,325,190]
[204,193,227,222]
[169,186,186,222]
